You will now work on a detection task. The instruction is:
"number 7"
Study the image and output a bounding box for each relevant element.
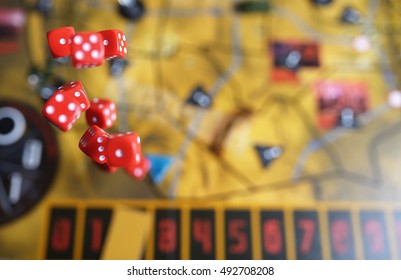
[298,219,316,255]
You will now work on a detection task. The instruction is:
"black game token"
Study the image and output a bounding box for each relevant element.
[186,86,213,108]
[39,84,57,101]
[341,7,361,24]
[117,0,145,21]
[234,0,271,13]
[39,78,66,102]
[35,0,53,16]
[108,58,129,77]
[54,56,70,65]
[255,145,282,168]
[0,100,58,225]
[272,43,301,71]
[27,68,45,89]
[284,50,301,71]
[27,68,65,102]
[338,107,356,128]
[310,0,333,6]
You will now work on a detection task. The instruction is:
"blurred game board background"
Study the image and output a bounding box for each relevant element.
[2,0,401,259]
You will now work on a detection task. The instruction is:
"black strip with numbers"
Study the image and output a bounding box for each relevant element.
[42,201,401,260]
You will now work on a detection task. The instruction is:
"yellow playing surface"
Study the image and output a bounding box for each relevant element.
[1,0,401,259]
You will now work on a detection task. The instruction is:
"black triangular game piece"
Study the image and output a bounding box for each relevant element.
[255,145,283,168]
[186,86,213,108]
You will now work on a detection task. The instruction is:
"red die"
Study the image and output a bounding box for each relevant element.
[106,132,142,168]
[57,81,90,110]
[93,161,118,173]
[70,32,105,68]
[98,29,127,59]
[46,26,75,58]
[79,125,110,164]
[85,98,117,129]
[124,156,151,180]
[42,81,89,131]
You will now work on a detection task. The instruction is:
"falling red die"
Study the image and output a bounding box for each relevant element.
[70,32,105,68]
[85,98,117,129]
[106,131,142,168]
[46,26,75,58]
[42,81,89,131]
[124,156,151,180]
[79,125,110,164]
[93,161,118,173]
[98,29,127,59]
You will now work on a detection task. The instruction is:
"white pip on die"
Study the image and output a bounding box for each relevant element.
[98,29,127,59]
[70,32,105,68]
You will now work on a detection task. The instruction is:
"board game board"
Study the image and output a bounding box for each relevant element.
[1,0,401,259]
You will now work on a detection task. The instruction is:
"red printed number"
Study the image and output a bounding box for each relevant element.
[193,218,212,254]
[158,218,176,254]
[228,219,248,254]
[297,219,315,255]
[51,218,72,252]
[91,218,103,252]
[331,219,350,255]
[364,219,384,254]
[263,219,283,254]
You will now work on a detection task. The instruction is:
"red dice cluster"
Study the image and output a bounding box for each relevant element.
[42,26,150,180]
[46,26,128,68]
[79,126,151,180]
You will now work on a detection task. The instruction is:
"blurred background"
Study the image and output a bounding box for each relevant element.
[1,0,401,260]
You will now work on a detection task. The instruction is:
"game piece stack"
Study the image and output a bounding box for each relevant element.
[42,26,150,180]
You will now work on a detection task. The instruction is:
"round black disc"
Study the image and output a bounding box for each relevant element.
[0,100,59,225]
[117,0,145,21]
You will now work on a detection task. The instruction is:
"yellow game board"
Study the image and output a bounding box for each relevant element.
[1,0,401,259]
